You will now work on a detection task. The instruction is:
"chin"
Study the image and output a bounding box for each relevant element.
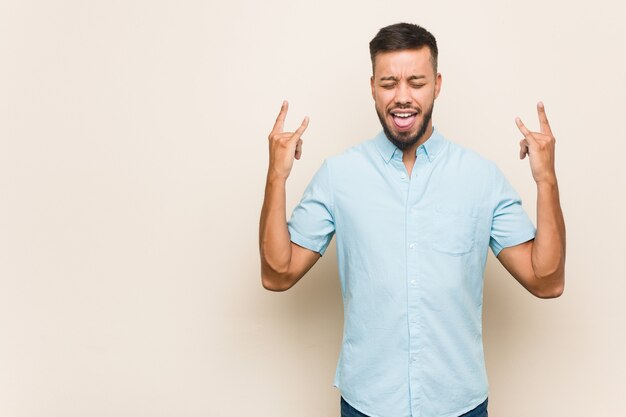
[387,122,423,147]
[394,126,421,140]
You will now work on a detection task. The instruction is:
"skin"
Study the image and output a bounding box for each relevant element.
[259,48,565,298]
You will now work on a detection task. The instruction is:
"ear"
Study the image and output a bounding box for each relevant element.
[434,72,442,99]
[370,75,375,100]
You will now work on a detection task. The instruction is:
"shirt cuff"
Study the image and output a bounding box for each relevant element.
[491,228,537,257]
[287,226,329,256]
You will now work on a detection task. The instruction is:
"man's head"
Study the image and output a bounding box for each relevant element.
[369,23,442,150]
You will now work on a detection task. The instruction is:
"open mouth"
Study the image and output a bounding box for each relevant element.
[390,109,418,130]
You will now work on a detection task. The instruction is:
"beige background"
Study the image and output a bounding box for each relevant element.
[1,0,625,416]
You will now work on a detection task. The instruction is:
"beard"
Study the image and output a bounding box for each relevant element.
[376,101,434,150]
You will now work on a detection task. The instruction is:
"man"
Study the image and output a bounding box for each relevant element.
[259,22,566,417]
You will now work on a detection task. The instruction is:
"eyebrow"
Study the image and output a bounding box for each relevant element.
[379,75,427,81]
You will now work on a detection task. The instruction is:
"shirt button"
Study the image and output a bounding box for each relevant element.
[409,243,416,250]
[410,279,417,287]
[411,356,417,362]
[411,316,417,323]
[400,174,406,179]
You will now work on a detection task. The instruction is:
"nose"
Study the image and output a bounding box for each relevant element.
[394,81,411,106]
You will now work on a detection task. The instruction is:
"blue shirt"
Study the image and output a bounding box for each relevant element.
[287,127,536,417]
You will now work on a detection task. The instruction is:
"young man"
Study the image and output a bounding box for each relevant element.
[259,22,565,417]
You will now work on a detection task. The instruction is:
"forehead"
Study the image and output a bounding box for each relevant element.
[373,48,434,78]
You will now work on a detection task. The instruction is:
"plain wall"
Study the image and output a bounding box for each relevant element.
[1,0,625,416]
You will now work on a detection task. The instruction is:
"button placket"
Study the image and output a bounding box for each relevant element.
[406,164,422,410]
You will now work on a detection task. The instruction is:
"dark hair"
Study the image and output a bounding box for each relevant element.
[369,23,438,75]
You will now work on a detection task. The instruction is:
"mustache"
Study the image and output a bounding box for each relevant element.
[390,106,420,112]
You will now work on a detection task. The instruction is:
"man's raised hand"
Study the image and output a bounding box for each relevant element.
[515,101,557,185]
[267,100,309,181]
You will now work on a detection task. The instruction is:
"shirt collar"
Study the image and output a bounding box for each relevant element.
[375,126,446,164]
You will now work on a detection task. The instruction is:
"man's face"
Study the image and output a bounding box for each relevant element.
[370,48,442,150]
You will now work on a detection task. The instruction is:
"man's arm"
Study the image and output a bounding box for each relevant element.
[259,101,321,292]
[496,102,566,299]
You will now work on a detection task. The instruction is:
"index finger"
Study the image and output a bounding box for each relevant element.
[271,100,289,134]
[536,101,553,135]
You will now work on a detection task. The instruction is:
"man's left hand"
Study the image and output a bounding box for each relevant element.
[515,102,557,185]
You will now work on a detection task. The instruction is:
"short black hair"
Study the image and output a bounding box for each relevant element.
[369,23,438,75]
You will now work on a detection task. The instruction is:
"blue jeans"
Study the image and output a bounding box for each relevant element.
[340,396,488,417]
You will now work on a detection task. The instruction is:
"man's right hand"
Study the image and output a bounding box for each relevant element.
[267,100,309,180]
[260,100,320,292]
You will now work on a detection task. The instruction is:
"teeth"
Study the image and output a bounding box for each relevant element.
[393,113,414,118]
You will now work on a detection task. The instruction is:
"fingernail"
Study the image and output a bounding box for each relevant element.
[538,101,544,107]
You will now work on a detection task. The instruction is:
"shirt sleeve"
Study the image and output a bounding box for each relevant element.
[287,160,336,256]
[489,163,537,257]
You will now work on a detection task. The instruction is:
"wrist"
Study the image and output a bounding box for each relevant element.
[266,169,289,184]
[535,172,557,187]
[535,174,558,188]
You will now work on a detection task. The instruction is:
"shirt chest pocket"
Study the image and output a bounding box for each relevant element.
[430,204,478,256]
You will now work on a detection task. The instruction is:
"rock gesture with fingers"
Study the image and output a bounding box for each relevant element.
[515,102,557,185]
[267,100,309,181]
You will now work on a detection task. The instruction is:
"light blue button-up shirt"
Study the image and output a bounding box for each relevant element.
[287,127,536,417]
